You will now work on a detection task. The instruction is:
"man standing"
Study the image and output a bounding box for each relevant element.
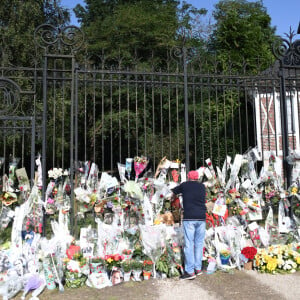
[172,170,206,280]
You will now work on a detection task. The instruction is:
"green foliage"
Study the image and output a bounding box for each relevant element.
[121,259,132,272]
[0,0,69,66]
[209,0,277,73]
[131,259,143,270]
[75,0,209,69]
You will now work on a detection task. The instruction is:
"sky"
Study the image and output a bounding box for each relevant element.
[61,0,300,37]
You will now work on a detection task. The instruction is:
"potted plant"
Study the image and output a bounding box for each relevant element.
[64,252,88,288]
[121,260,132,282]
[142,260,153,280]
[90,257,106,274]
[122,249,133,260]
[105,254,124,271]
[219,249,231,265]
[131,260,143,281]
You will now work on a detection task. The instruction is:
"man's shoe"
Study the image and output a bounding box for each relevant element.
[179,272,196,280]
[195,269,203,276]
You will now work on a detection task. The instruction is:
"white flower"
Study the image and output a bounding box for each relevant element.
[48,167,63,179]
[48,170,54,178]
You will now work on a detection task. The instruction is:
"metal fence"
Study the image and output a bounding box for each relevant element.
[0,24,300,190]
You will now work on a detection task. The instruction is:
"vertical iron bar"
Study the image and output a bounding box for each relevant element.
[258,85,265,163]
[93,73,95,163]
[192,75,197,169]
[152,75,155,166]
[75,61,78,170]
[3,128,6,175]
[208,78,212,159]
[119,73,122,162]
[215,78,220,166]
[42,55,48,236]
[12,120,15,158]
[70,56,75,236]
[143,77,147,155]
[279,65,291,188]
[168,73,171,159]
[62,62,65,169]
[127,73,130,157]
[222,81,228,161]
[31,116,35,187]
[101,72,104,170]
[183,47,190,172]
[200,76,204,165]
[135,72,138,156]
[237,80,243,154]
[272,82,279,156]
[160,73,163,158]
[84,70,87,162]
[53,60,56,167]
[93,71,96,163]
[22,126,24,167]
[110,73,113,170]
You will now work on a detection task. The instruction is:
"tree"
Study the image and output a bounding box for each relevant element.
[209,0,277,73]
[0,0,69,66]
[75,0,181,68]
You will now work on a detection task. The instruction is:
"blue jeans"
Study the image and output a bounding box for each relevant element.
[183,220,206,274]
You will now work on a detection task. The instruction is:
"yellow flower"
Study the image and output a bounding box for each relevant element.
[296,257,300,265]
[266,258,277,272]
[107,258,113,263]
[243,197,249,204]
[291,187,298,195]
[255,258,260,266]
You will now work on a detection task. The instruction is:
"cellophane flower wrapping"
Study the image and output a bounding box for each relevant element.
[139,224,167,278]
[134,156,149,179]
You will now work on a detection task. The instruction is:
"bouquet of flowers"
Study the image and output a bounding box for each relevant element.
[255,243,300,274]
[220,249,231,258]
[105,254,124,270]
[64,253,89,288]
[134,156,149,179]
[143,260,154,272]
[241,246,257,260]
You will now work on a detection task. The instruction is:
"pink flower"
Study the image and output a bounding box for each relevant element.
[47,198,55,204]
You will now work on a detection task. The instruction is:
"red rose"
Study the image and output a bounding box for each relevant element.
[241,247,257,260]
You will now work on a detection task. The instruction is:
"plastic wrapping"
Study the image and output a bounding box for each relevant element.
[142,194,153,226]
[96,219,123,257]
[139,224,167,278]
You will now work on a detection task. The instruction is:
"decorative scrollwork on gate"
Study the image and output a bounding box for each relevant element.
[169,27,201,69]
[0,78,20,115]
[34,23,84,54]
[272,29,300,67]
